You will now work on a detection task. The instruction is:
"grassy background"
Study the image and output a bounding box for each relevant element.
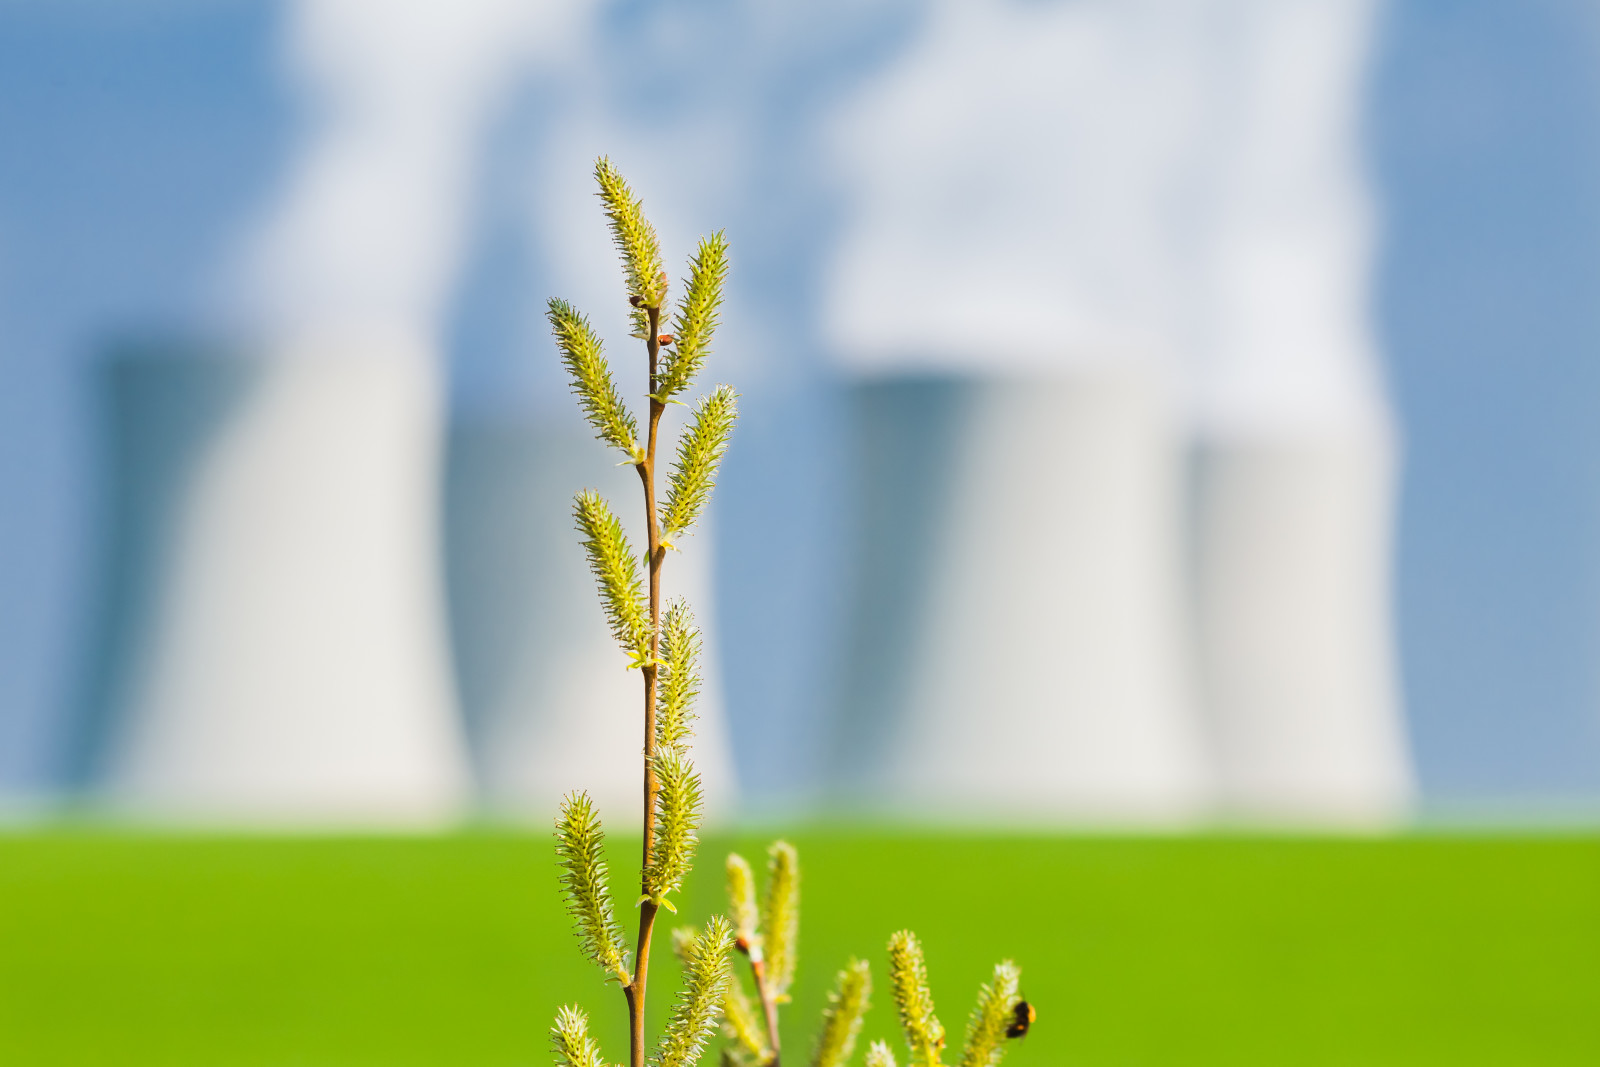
[0,830,1595,1065]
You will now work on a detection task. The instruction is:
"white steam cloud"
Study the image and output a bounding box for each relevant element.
[232,0,578,342]
[1189,0,1385,436]
[823,0,1386,435]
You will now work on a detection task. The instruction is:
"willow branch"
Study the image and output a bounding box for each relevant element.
[625,302,667,1067]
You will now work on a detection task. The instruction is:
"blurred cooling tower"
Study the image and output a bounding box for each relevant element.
[821,0,1211,820]
[1190,435,1409,821]
[1184,0,1411,821]
[823,0,1412,822]
[79,336,470,822]
[444,415,738,820]
[73,0,575,822]
[832,371,1208,820]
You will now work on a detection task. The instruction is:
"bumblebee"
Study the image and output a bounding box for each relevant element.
[1006,999,1035,1039]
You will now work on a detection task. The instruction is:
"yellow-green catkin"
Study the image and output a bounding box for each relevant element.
[866,1040,899,1067]
[594,157,666,337]
[662,384,737,541]
[762,841,800,1002]
[887,930,945,1067]
[811,958,872,1067]
[573,490,649,663]
[726,852,761,952]
[554,792,628,984]
[657,601,701,753]
[548,298,637,459]
[652,917,735,1067]
[959,961,1020,1067]
[643,750,703,910]
[551,1004,610,1067]
[660,231,728,398]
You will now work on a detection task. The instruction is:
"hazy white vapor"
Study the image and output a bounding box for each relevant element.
[823,0,1210,377]
[233,0,578,339]
[822,0,1409,823]
[1190,0,1385,436]
[104,0,587,824]
[823,0,1388,434]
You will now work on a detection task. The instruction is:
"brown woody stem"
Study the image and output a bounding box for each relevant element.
[750,954,782,1067]
[625,304,667,1067]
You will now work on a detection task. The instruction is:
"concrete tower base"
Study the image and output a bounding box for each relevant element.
[1190,432,1412,824]
[836,369,1209,823]
[88,334,470,825]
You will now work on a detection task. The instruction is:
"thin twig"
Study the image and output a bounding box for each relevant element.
[749,953,783,1067]
[626,303,667,1067]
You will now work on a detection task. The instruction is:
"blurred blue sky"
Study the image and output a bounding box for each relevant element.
[0,1,293,788]
[1,0,1599,812]
[1373,0,1600,805]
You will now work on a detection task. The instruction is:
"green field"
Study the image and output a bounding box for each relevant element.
[1,831,1595,1065]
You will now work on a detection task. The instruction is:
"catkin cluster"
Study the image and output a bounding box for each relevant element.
[548,157,738,1067]
[878,931,1026,1067]
[543,157,1030,1067]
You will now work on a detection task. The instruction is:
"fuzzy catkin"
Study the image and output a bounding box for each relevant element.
[552,1005,609,1067]
[811,958,872,1067]
[761,841,800,1001]
[656,602,701,754]
[652,917,735,1067]
[573,491,650,662]
[549,298,637,458]
[594,157,665,337]
[726,853,761,950]
[888,930,945,1067]
[959,961,1020,1067]
[866,1041,899,1067]
[554,793,628,984]
[662,385,738,540]
[643,751,703,909]
[661,232,728,398]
